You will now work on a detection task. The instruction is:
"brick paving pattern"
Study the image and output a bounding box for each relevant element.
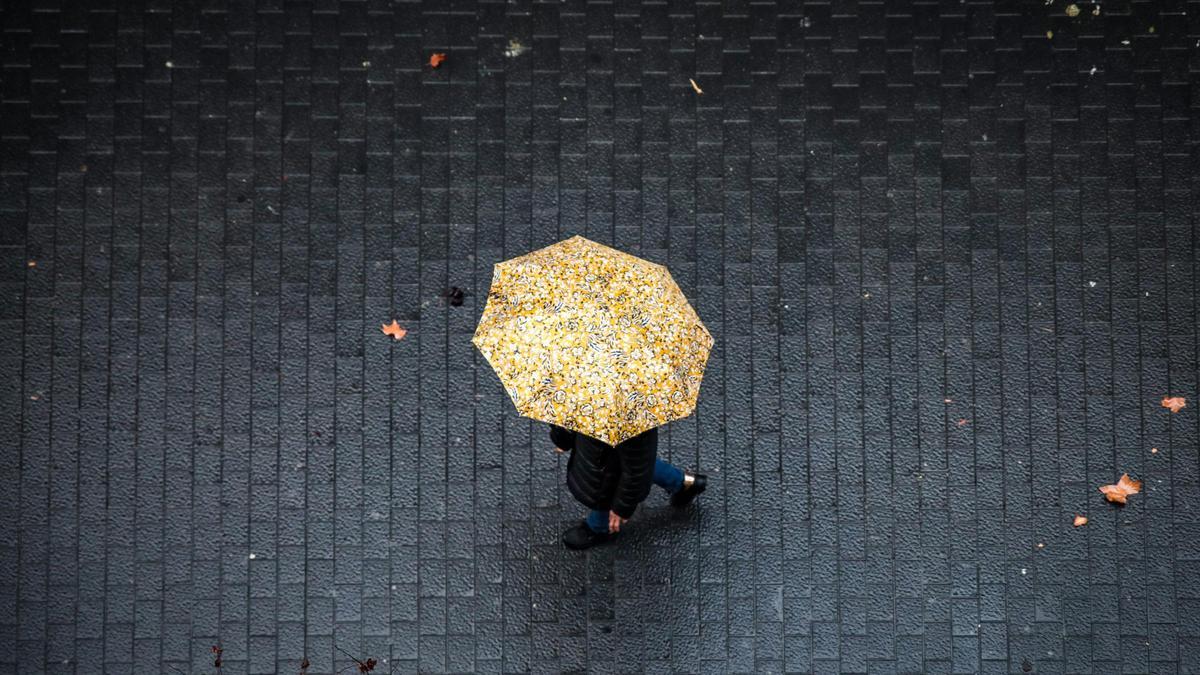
[2,0,1200,673]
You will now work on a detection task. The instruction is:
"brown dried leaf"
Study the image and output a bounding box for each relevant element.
[429,53,446,68]
[381,319,407,341]
[1162,396,1186,413]
[1073,515,1088,527]
[689,78,703,94]
[1098,474,1142,505]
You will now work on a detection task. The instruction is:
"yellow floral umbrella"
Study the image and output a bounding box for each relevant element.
[472,235,714,447]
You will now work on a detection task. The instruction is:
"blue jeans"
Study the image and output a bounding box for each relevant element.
[586,458,684,533]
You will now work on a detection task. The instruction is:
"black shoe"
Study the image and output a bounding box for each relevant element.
[670,472,707,507]
[562,521,612,550]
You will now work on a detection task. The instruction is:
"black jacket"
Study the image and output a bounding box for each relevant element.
[550,423,658,519]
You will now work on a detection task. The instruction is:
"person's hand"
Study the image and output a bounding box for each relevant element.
[608,511,629,533]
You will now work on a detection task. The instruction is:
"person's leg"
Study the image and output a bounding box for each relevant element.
[585,509,609,533]
[564,508,615,549]
[652,457,685,494]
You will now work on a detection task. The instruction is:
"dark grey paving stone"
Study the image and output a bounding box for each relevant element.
[2,0,1198,672]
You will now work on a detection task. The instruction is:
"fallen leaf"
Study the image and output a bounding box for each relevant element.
[27,260,36,267]
[444,286,464,306]
[429,52,446,68]
[1162,396,1186,413]
[957,419,969,426]
[1036,542,1045,549]
[381,320,407,341]
[1099,473,1142,504]
[1093,4,1100,15]
[1065,3,1080,16]
[1046,30,1054,39]
[689,78,703,94]
[212,645,223,668]
[1150,447,1158,454]
[505,38,527,58]
[1073,515,1088,526]
[943,398,953,403]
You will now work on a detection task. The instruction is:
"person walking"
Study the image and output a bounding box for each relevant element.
[550,423,706,550]
[471,235,716,549]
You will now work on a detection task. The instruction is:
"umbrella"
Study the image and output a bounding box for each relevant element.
[472,235,714,447]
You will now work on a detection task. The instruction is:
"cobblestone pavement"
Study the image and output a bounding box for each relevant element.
[3,1,1200,673]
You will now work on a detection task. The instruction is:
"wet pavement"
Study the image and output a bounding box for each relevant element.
[3,0,1199,673]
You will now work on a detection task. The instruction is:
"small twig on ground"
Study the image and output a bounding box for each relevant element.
[335,645,378,673]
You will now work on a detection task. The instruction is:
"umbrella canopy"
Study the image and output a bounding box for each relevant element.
[472,235,714,447]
